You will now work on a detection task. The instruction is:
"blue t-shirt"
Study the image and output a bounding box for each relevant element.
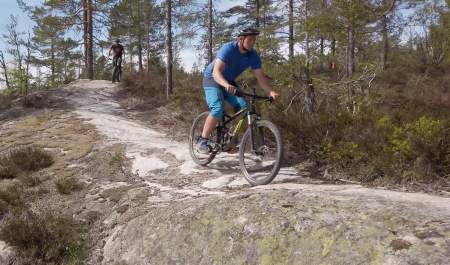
[204,41,261,87]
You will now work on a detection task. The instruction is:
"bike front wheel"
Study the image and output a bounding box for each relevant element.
[189,111,217,166]
[239,120,283,185]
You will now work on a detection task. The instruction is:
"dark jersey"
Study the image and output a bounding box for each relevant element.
[111,44,124,57]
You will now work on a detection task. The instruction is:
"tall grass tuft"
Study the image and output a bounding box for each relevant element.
[0,146,54,179]
[0,212,85,264]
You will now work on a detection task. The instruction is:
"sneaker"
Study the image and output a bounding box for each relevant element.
[196,137,210,154]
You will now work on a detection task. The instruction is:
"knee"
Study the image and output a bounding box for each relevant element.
[234,98,247,112]
[210,107,223,119]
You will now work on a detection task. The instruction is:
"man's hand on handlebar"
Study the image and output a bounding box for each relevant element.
[269,91,279,100]
[225,84,236,94]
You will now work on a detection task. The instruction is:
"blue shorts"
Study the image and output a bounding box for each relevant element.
[204,86,247,119]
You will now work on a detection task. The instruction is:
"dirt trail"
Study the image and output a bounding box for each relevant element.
[67,80,450,213]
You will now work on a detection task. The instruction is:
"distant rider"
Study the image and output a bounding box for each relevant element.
[108,39,125,82]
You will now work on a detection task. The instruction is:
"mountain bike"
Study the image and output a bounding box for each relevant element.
[111,57,122,83]
[189,87,283,186]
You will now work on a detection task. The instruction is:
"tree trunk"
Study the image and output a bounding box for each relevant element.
[303,68,315,113]
[320,0,325,56]
[14,33,23,72]
[207,0,213,64]
[255,0,260,28]
[51,39,55,84]
[147,32,151,72]
[381,14,389,70]
[0,51,10,90]
[303,0,315,113]
[305,0,310,70]
[137,0,143,72]
[138,33,143,72]
[84,0,94,80]
[129,32,133,72]
[25,32,31,94]
[346,28,355,77]
[288,0,294,62]
[331,36,336,57]
[165,0,173,98]
[147,23,151,72]
[83,1,87,77]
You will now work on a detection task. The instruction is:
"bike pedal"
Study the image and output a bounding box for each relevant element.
[227,146,239,154]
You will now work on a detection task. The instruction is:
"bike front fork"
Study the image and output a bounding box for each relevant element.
[247,114,260,153]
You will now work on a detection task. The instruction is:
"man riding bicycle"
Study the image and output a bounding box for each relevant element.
[108,39,125,83]
[197,27,279,154]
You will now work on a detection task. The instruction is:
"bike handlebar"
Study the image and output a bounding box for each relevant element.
[234,90,273,102]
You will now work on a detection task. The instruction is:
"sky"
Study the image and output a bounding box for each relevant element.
[0,0,243,73]
[0,0,42,52]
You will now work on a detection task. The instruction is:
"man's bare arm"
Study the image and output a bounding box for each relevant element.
[253,69,279,99]
[213,59,235,93]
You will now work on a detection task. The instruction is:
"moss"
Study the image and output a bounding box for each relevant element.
[390,239,412,251]
[100,185,133,203]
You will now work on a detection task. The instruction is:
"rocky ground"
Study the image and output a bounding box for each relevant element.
[0,80,449,265]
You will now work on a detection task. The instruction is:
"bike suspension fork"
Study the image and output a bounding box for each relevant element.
[247,114,258,152]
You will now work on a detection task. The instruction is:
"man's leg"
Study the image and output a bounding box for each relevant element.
[223,88,247,114]
[112,57,118,82]
[201,87,224,139]
[117,57,122,81]
[201,115,219,139]
[223,89,247,152]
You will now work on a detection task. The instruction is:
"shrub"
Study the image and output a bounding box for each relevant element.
[122,70,165,98]
[109,150,125,168]
[9,146,54,172]
[0,185,25,215]
[264,65,450,183]
[0,159,19,179]
[0,93,13,110]
[19,173,44,187]
[0,146,54,179]
[0,212,85,264]
[55,177,82,195]
[22,93,51,109]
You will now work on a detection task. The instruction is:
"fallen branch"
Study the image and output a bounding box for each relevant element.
[283,89,304,113]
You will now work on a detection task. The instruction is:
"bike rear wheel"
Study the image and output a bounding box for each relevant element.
[189,111,217,166]
[112,66,119,82]
[239,120,283,185]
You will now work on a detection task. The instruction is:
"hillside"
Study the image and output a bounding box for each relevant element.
[0,80,448,264]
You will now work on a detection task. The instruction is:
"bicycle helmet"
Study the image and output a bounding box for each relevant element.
[238,27,260,37]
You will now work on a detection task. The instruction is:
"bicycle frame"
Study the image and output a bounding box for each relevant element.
[214,94,262,153]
